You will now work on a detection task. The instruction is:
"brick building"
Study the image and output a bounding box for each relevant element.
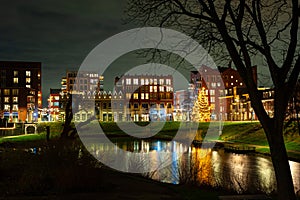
[0,61,41,122]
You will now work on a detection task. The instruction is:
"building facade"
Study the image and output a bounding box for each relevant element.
[0,61,42,122]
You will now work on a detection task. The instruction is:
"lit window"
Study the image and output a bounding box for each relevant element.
[26,78,31,83]
[126,93,131,99]
[14,71,18,76]
[150,79,153,84]
[13,97,18,103]
[4,97,9,103]
[166,79,171,85]
[231,83,233,86]
[217,82,221,87]
[145,93,149,99]
[240,83,243,86]
[153,86,157,92]
[141,93,144,99]
[4,104,10,110]
[210,90,215,95]
[141,79,144,85]
[126,78,131,85]
[236,80,238,82]
[231,76,233,79]
[133,93,139,99]
[154,79,157,85]
[211,97,215,103]
[159,86,164,92]
[26,71,31,77]
[211,82,216,88]
[12,104,18,111]
[159,79,164,85]
[26,85,31,88]
[133,78,138,85]
[13,78,18,83]
[150,86,153,92]
[145,79,149,85]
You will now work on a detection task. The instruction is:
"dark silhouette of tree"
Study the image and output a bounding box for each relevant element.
[126,0,300,199]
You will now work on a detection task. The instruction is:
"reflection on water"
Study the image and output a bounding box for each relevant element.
[86,139,300,194]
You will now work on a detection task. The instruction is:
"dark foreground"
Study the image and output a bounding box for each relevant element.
[0,139,219,200]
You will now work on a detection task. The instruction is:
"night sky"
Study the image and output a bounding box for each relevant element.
[0,0,134,106]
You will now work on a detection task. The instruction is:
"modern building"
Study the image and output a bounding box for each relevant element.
[47,88,61,121]
[0,61,42,122]
[189,65,257,121]
[114,74,174,121]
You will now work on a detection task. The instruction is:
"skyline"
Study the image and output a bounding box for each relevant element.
[0,0,133,106]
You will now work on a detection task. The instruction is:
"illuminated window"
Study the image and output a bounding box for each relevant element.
[26,71,31,77]
[145,79,149,85]
[4,97,9,103]
[4,104,10,110]
[145,93,149,99]
[150,79,153,84]
[13,97,18,103]
[153,86,157,92]
[3,89,10,95]
[154,79,157,85]
[231,76,233,79]
[13,78,18,83]
[211,97,215,103]
[141,93,144,99]
[126,93,131,99]
[26,78,31,83]
[210,90,215,95]
[150,86,153,92]
[159,79,164,85]
[231,83,233,86]
[14,71,18,76]
[26,85,31,88]
[133,93,138,99]
[12,104,18,111]
[159,86,164,92]
[236,79,238,82]
[166,79,171,85]
[140,79,144,85]
[133,78,138,85]
[126,78,131,85]
[240,83,243,86]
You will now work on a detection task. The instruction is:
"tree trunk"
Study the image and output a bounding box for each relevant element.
[265,121,296,200]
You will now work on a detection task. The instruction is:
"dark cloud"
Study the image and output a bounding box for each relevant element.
[0,0,133,106]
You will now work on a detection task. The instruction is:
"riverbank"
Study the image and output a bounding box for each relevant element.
[1,121,299,160]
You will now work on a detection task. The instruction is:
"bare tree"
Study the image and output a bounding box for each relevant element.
[126,0,300,199]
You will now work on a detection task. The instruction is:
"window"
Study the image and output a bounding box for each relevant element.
[140,79,144,85]
[145,93,149,99]
[4,104,10,110]
[160,103,164,108]
[133,78,138,85]
[145,79,149,85]
[142,103,148,109]
[141,93,144,99]
[211,82,216,88]
[4,97,9,103]
[231,75,233,79]
[159,86,164,92]
[12,104,18,111]
[13,97,18,103]
[150,79,153,84]
[26,78,31,83]
[13,78,18,83]
[3,89,10,95]
[240,83,243,86]
[210,90,215,95]
[12,89,18,95]
[159,79,164,85]
[134,103,139,109]
[126,78,131,85]
[166,79,171,85]
[103,103,107,109]
[154,79,157,85]
[84,79,87,84]
[150,86,153,92]
[133,93,139,99]
[153,86,157,92]
[126,93,131,99]
[14,71,18,76]
[26,71,31,77]
[211,97,215,103]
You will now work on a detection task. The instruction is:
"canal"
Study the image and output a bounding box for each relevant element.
[86,138,300,194]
